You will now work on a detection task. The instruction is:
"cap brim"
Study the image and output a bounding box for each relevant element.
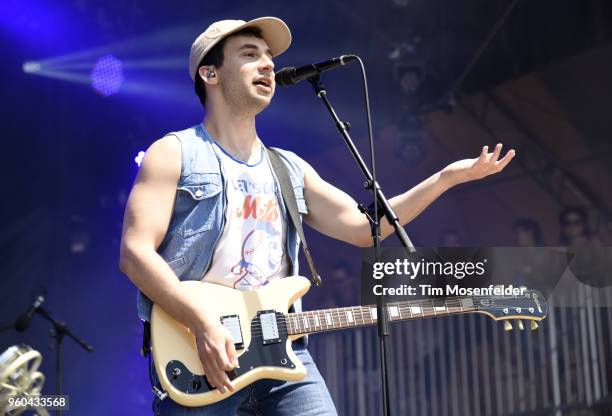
[231,17,292,58]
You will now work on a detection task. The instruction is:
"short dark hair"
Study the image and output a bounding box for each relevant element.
[194,27,264,108]
[512,217,544,245]
[559,205,591,244]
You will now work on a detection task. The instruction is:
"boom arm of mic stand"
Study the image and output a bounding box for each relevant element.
[36,308,94,352]
[307,75,415,254]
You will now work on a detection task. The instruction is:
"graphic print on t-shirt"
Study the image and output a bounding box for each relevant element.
[230,174,284,289]
[202,145,288,290]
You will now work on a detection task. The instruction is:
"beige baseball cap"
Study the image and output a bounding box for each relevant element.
[189,17,292,81]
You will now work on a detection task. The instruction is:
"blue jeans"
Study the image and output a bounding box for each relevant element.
[151,343,338,416]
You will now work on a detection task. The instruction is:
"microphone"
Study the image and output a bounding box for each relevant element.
[275,55,357,87]
[14,295,45,332]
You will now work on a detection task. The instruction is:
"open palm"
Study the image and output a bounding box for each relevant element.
[442,143,516,185]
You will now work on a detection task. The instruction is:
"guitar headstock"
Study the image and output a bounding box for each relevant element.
[472,288,548,331]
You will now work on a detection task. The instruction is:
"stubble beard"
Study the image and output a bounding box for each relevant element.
[222,77,271,118]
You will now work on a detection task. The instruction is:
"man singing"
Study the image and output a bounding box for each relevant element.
[119,16,515,415]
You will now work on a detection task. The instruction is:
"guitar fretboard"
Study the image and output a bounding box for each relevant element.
[285,297,477,335]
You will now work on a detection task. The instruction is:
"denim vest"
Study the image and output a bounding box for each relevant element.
[137,124,308,322]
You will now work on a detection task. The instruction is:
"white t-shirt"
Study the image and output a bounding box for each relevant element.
[202,141,289,290]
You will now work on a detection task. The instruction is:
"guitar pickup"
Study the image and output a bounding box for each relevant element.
[258,310,281,345]
[220,315,244,349]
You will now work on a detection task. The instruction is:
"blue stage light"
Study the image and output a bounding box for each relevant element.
[91,55,124,96]
[22,61,41,73]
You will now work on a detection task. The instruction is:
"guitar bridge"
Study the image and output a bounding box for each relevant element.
[220,315,244,349]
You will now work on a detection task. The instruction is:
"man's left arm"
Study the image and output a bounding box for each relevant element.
[303,143,515,247]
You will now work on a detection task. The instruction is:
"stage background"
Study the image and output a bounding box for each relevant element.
[1,0,612,414]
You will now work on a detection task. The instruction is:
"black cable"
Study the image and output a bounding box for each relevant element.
[353,54,391,416]
[351,55,379,234]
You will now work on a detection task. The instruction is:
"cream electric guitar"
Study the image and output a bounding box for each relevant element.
[151,276,548,407]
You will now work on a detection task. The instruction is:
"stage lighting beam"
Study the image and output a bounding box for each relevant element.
[22,61,41,73]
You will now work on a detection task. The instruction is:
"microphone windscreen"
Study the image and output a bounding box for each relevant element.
[275,67,295,87]
[14,314,31,332]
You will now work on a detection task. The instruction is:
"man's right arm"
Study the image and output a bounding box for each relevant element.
[119,136,203,330]
[118,136,237,393]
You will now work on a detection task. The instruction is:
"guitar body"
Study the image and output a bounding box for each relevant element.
[150,276,311,407]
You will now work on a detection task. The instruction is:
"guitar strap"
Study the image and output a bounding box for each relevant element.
[266,147,322,287]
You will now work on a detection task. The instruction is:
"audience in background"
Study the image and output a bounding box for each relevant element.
[558,206,609,289]
[559,205,601,247]
[308,260,359,309]
[508,217,555,292]
[512,217,545,246]
[329,260,359,307]
[310,207,604,310]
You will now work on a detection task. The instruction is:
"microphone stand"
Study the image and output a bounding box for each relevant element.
[307,75,415,416]
[35,307,94,416]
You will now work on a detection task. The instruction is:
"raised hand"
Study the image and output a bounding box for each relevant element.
[441,143,516,186]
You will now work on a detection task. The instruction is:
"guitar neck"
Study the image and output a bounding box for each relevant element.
[286,297,477,336]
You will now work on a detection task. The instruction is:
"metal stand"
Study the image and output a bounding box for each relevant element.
[307,75,415,416]
[36,307,94,416]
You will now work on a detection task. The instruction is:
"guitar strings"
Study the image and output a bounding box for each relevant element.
[213,294,540,337]
[218,294,535,333]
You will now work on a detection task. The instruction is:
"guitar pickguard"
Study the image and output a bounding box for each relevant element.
[164,311,296,395]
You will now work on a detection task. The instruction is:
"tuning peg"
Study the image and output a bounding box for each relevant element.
[530,321,539,330]
[517,320,524,331]
[504,321,513,331]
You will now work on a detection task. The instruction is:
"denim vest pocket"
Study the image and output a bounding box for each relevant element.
[166,256,186,270]
[176,173,222,237]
